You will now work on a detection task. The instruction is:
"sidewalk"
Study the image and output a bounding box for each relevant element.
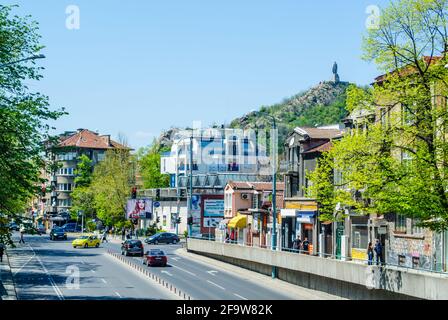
[0,250,18,300]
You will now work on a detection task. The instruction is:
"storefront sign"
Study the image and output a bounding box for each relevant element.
[285,201,318,210]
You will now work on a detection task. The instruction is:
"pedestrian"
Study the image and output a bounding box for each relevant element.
[101,230,108,243]
[225,232,230,243]
[374,239,383,265]
[367,242,374,265]
[0,243,4,263]
[302,237,310,254]
[293,236,302,253]
[19,225,25,244]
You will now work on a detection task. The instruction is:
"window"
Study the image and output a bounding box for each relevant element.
[225,193,232,210]
[57,152,77,161]
[351,225,368,250]
[97,152,105,162]
[57,167,74,175]
[401,151,413,165]
[252,193,259,209]
[411,219,423,235]
[57,183,73,191]
[57,199,72,207]
[402,104,415,125]
[395,214,407,233]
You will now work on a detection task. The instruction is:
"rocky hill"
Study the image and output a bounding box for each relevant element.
[155,78,352,151]
[230,80,351,145]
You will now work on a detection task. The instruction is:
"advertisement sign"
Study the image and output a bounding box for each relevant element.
[126,199,153,219]
[203,217,223,228]
[191,195,201,235]
[203,199,224,217]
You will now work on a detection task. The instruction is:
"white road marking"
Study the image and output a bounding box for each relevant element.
[170,264,197,277]
[13,253,35,276]
[29,245,64,300]
[207,280,225,290]
[171,257,181,261]
[234,293,248,300]
[91,269,96,273]
[101,278,107,284]
[207,270,218,276]
[161,270,173,276]
[115,291,122,298]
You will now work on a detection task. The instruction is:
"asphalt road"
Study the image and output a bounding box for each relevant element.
[7,232,176,300]
[103,239,293,300]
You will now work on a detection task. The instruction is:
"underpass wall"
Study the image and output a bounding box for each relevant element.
[186,238,448,300]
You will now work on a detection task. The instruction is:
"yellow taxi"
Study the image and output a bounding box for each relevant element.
[72,235,101,248]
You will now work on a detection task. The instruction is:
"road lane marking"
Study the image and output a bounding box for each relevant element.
[91,269,96,273]
[101,278,107,284]
[234,293,248,300]
[207,270,218,276]
[13,253,36,276]
[207,280,225,290]
[170,264,197,277]
[30,246,65,300]
[115,291,122,298]
[171,257,181,261]
[161,270,173,276]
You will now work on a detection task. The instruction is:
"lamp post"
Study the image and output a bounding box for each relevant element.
[256,112,278,278]
[0,54,45,68]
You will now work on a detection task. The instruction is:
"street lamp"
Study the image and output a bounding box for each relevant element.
[0,54,45,68]
[255,111,278,278]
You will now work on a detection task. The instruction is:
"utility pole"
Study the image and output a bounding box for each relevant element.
[188,131,193,237]
[271,117,278,279]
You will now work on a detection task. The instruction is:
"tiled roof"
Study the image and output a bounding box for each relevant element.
[303,141,333,154]
[57,129,129,150]
[227,181,285,192]
[374,56,442,83]
[294,127,344,140]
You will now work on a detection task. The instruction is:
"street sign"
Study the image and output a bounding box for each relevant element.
[153,202,160,208]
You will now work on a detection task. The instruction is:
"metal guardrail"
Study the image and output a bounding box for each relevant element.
[106,250,192,300]
[186,236,448,276]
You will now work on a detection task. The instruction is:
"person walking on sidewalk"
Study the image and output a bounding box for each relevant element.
[101,230,108,243]
[374,239,383,265]
[0,243,4,262]
[367,242,374,265]
[19,225,26,244]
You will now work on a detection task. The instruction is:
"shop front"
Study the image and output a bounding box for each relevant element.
[281,201,318,253]
[228,213,247,244]
[350,215,369,262]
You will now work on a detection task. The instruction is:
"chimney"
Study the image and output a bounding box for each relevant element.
[100,135,111,146]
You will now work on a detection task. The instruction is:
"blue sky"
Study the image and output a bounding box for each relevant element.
[10,0,390,149]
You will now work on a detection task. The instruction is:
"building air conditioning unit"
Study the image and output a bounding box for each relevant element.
[241,193,250,200]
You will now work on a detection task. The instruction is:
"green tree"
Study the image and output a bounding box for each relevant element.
[0,5,66,244]
[91,148,135,227]
[74,154,93,187]
[309,0,448,231]
[138,140,170,189]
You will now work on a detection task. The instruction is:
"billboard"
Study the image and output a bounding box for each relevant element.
[203,199,224,217]
[126,199,153,219]
[191,195,201,235]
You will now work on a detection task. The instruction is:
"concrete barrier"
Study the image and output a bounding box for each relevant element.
[186,238,448,300]
[106,250,192,300]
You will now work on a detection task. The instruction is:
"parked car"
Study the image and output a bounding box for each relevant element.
[72,235,100,248]
[143,249,167,267]
[144,232,180,245]
[121,239,144,256]
[62,223,82,233]
[8,222,19,231]
[50,227,67,240]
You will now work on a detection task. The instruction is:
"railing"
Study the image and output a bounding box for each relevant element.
[187,236,448,276]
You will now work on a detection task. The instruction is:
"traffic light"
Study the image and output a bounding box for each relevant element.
[131,187,137,199]
[131,218,138,225]
[156,216,160,224]
[155,188,161,201]
[187,216,193,225]
[179,189,186,198]
[176,217,181,224]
